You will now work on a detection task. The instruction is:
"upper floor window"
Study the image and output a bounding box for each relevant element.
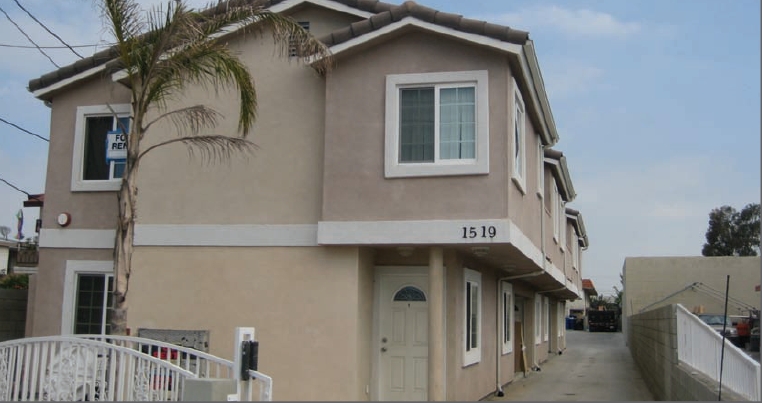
[385,70,489,178]
[511,78,525,192]
[551,178,559,242]
[72,104,131,191]
[558,199,566,251]
[537,140,544,199]
[289,21,310,57]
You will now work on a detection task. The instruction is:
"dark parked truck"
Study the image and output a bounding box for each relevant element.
[587,310,618,332]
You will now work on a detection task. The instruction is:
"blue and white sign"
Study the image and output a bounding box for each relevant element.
[106,130,128,161]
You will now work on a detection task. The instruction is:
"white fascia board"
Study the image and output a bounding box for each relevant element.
[518,49,554,147]
[523,41,559,146]
[269,0,374,18]
[32,64,108,100]
[321,17,523,61]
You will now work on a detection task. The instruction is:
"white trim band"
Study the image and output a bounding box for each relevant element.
[40,229,116,249]
[134,224,318,246]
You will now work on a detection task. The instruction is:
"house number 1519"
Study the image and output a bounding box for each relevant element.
[461,226,497,239]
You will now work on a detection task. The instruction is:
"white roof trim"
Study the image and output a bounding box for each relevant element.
[325,17,523,58]
[269,0,374,18]
[32,0,373,97]
[33,63,107,99]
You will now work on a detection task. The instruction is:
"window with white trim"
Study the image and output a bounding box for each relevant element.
[551,178,559,242]
[385,70,489,178]
[559,199,566,251]
[501,282,514,355]
[511,78,525,192]
[72,104,131,191]
[557,301,565,337]
[537,139,544,198]
[463,268,482,366]
[62,260,114,334]
[543,296,549,342]
[534,294,541,345]
[571,233,579,269]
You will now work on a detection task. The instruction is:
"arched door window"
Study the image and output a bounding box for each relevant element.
[393,286,427,302]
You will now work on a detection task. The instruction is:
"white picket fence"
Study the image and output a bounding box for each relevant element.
[0,328,271,401]
[676,304,760,400]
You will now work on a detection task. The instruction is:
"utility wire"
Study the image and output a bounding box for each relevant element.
[0,42,109,49]
[0,177,42,201]
[0,117,49,142]
[13,0,84,59]
[0,5,59,68]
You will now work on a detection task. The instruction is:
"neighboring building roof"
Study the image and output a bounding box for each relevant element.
[582,279,597,296]
[544,148,576,202]
[23,194,44,208]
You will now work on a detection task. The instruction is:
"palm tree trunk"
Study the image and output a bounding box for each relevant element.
[112,165,137,335]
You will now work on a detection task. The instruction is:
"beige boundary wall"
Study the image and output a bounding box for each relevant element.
[627,305,747,401]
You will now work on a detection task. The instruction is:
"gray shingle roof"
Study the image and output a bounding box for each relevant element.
[28,0,529,94]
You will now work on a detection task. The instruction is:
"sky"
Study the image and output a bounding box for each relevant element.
[0,0,759,296]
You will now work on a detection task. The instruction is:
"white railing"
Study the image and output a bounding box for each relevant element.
[73,334,235,379]
[0,336,196,401]
[676,304,761,401]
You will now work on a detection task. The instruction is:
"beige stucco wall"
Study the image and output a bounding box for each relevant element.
[129,245,369,401]
[322,31,510,222]
[136,28,327,225]
[42,77,130,231]
[623,256,761,319]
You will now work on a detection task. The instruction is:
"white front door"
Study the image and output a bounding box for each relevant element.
[377,270,428,401]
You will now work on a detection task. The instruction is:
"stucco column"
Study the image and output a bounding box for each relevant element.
[428,247,446,401]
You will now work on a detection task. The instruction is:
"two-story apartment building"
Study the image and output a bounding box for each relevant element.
[25,0,589,400]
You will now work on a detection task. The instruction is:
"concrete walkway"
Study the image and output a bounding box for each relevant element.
[487,330,654,401]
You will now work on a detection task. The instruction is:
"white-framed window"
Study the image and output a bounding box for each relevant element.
[551,178,559,242]
[71,104,131,191]
[511,78,525,192]
[534,294,541,345]
[557,301,564,337]
[61,260,114,334]
[571,233,579,269]
[463,268,482,366]
[385,70,489,178]
[501,281,514,355]
[543,296,549,342]
[559,199,566,251]
[537,139,544,198]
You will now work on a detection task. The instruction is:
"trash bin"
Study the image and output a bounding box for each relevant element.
[565,316,575,330]
[750,334,760,352]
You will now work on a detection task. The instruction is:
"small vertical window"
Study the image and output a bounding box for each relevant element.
[551,178,559,242]
[463,268,482,366]
[534,294,542,345]
[537,139,544,198]
[511,78,526,192]
[289,21,310,57]
[543,297,549,342]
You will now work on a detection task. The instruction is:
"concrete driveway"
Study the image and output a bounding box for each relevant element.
[487,330,654,401]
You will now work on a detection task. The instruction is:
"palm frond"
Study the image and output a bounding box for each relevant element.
[143,105,222,135]
[138,135,257,165]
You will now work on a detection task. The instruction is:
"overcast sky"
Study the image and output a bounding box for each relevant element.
[0,0,759,296]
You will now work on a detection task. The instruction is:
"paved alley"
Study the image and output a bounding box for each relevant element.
[488,330,654,401]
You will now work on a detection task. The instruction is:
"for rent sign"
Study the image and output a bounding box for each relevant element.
[106,130,127,161]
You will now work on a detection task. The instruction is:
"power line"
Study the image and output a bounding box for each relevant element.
[0,5,59,68]
[13,0,84,59]
[0,117,49,142]
[0,42,108,49]
[0,177,41,201]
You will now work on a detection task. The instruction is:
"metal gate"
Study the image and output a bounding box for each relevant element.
[0,328,271,401]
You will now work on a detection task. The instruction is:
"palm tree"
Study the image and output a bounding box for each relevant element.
[102,0,331,334]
